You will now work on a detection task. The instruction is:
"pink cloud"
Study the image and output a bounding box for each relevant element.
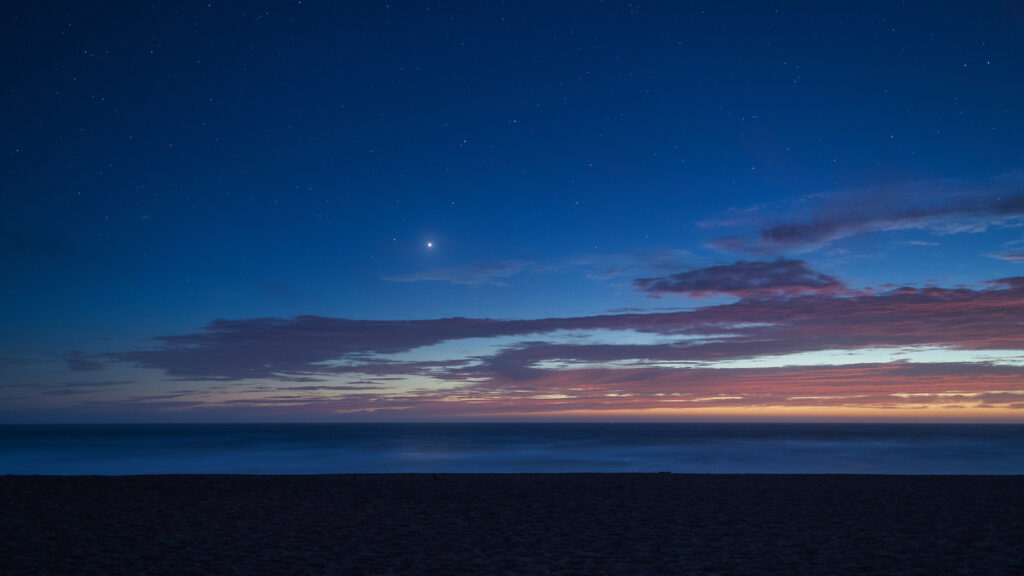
[116,275,1024,388]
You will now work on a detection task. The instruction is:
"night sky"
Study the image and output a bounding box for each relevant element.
[3,1,1024,422]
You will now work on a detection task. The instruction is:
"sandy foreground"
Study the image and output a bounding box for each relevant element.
[2,474,1023,575]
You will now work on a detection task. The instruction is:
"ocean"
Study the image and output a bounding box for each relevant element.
[1,423,1022,475]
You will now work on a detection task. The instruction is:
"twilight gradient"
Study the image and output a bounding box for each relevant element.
[2,2,1024,422]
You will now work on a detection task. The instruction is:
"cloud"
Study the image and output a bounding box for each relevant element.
[3,380,131,390]
[5,380,131,397]
[988,252,1024,261]
[383,260,534,286]
[382,250,695,286]
[566,249,695,280]
[0,356,31,370]
[634,259,847,298]
[276,385,384,391]
[469,362,1024,405]
[113,274,1024,388]
[279,361,1024,419]
[63,351,104,372]
[116,315,591,380]
[42,388,110,396]
[705,176,1024,252]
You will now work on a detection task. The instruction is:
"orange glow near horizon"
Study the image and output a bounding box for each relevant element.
[413,404,1024,422]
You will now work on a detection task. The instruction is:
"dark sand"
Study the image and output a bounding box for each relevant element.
[2,474,1023,575]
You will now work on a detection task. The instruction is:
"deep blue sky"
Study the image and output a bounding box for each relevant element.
[3,2,1024,421]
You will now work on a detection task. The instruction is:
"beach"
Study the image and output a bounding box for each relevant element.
[2,474,1022,575]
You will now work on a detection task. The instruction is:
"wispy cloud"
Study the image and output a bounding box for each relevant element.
[382,249,695,286]
[63,351,104,372]
[566,250,696,280]
[383,260,535,286]
[705,175,1024,253]
[115,272,1024,389]
[49,255,1018,418]
[634,259,848,298]
[988,252,1024,262]
[0,356,31,370]
[4,380,132,397]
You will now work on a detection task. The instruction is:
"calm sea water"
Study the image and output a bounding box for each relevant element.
[1,423,1022,475]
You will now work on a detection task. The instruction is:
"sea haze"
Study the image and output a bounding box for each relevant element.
[2,424,1022,476]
